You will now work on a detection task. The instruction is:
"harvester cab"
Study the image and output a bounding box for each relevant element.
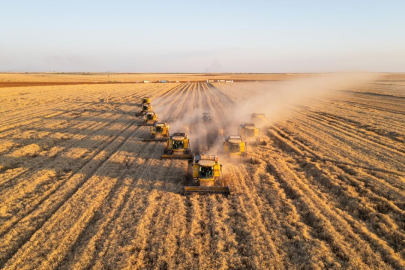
[144,122,169,141]
[162,133,192,159]
[141,112,158,125]
[183,154,230,195]
[223,135,246,156]
[239,123,259,143]
[203,111,212,122]
[251,113,266,125]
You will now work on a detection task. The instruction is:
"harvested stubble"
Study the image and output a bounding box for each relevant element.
[0,74,404,269]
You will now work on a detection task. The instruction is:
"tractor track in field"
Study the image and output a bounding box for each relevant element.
[0,88,164,191]
[1,79,404,269]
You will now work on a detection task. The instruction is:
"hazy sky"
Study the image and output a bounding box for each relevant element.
[1,0,404,72]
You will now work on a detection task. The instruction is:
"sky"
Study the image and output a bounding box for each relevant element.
[0,0,404,73]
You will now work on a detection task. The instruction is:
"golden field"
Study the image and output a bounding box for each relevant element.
[0,73,404,269]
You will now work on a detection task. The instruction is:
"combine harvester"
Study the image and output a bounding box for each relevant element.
[141,97,151,105]
[239,122,267,145]
[139,112,158,126]
[142,103,153,114]
[251,113,266,125]
[239,123,260,143]
[136,103,154,116]
[183,154,230,195]
[202,111,212,122]
[162,133,192,160]
[143,123,170,142]
[223,135,247,157]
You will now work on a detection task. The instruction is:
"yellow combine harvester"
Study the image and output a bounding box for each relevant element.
[144,123,170,141]
[251,113,266,124]
[239,122,267,145]
[239,123,259,142]
[136,103,153,116]
[141,103,153,114]
[162,133,192,159]
[223,135,246,156]
[141,97,151,105]
[140,112,158,126]
[183,154,230,195]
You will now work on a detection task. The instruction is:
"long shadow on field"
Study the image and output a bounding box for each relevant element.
[0,128,184,268]
[0,88,193,268]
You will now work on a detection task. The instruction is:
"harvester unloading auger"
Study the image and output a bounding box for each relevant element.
[183,154,230,195]
[162,133,192,160]
[143,122,170,142]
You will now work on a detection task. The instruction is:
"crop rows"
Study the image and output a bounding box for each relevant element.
[0,80,404,269]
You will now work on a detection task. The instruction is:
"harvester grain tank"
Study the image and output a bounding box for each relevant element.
[162,133,192,159]
[223,135,246,156]
[143,123,169,141]
[183,154,230,195]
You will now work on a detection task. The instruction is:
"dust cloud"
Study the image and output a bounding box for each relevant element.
[228,73,379,130]
[153,73,378,160]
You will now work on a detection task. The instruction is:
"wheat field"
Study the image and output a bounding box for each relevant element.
[0,74,404,269]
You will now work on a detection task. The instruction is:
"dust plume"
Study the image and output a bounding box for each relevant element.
[208,73,379,167]
[227,73,379,130]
